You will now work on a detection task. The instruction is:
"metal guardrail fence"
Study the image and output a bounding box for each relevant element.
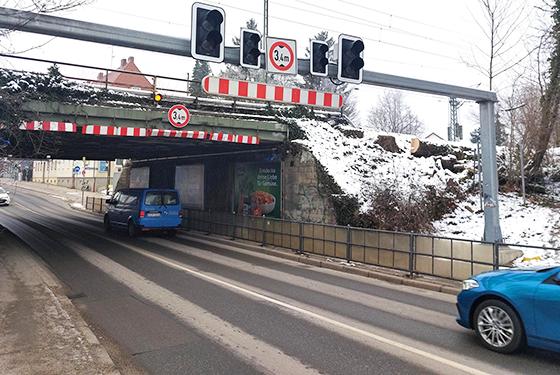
[185,210,508,281]
[85,196,106,213]
[185,210,560,281]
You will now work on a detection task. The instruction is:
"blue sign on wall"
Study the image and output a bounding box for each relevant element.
[99,161,108,172]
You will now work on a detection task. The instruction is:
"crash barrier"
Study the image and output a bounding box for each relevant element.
[185,210,560,281]
[85,196,106,213]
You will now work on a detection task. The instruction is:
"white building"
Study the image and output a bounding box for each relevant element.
[33,159,123,192]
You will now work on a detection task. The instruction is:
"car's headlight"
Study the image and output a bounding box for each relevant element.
[462,279,480,291]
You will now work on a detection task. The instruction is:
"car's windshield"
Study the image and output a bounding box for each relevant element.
[144,191,178,206]
[0,187,6,193]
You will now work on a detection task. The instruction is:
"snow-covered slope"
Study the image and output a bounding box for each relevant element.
[294,119,470,211]
[293,118,559,264]
[433,192,560,247]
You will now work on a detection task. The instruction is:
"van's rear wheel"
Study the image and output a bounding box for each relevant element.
[127,221,138,238]
[103,215,111,232]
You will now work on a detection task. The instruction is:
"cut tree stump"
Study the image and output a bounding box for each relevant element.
[375,135,403,153]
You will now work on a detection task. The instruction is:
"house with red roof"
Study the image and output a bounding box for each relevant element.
[96,56,153,90]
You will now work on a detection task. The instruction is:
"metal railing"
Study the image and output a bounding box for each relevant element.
[85,196,106,213]
[185,209,560,281]
[0,53,341,117]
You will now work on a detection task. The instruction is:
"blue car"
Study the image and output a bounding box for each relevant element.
[457,266,560,354]
[104,188,183,237]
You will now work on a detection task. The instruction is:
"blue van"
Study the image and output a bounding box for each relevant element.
[104,188,183,237]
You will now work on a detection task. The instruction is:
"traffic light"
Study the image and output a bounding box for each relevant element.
[153,92,163,103]
[337,34,364,84]
[310,40,329,77]
[191,2,225,63]
[240,29,262,68]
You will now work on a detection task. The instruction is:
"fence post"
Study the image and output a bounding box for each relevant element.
[346,225,352,263]
[262,217,267,246]
[408,234,415,278]
[298,222,304,254]
[493,242,500,270]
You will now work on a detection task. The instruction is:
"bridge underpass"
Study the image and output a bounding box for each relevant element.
[15,99,287,160]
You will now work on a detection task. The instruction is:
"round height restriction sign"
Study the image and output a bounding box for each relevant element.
[266,37,297,74]
[167,104,191,128]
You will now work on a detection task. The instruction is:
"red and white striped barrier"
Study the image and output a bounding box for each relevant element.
[209,132,260,145]
[202,75,343,109]
[21,122,260,145]
[20,121,77,133]
[149,129,206,140]
[83,125,207,140]
[82,125,148,137]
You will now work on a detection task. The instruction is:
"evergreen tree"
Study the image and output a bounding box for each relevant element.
[189,60,212,97]
[495,110,507,146]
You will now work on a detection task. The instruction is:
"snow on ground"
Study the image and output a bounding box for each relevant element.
[294,119,560,266]
[433,192,560,247]
[434,192,560,266]
[294,119,469,211]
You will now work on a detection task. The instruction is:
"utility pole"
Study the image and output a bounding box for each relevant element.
[263,0,268,40]
[519,142,526,205]
[106,160,111,195]
[448,98,463,141]
[263,0,269,83]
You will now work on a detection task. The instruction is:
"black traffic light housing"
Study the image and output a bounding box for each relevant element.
[338,34,364,84]
[240,29,262,68]
[310,40,329,77]
[191,2,225,63]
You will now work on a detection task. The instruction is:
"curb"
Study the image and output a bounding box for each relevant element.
[181,230,461,296]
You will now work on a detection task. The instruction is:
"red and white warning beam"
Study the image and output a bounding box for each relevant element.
[20,121,77,133]
[202,75,343,109]
[20,122,261,145]
[82,125,206,140]
[82,125,259,144]
[209,132,260,145]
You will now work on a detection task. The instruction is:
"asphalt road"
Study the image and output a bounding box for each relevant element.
[1,187,559,374]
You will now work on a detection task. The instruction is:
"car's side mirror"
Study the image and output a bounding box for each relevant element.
[554,273,560,285]
[105,198,114,205]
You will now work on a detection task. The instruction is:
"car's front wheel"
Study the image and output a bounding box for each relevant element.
[474,299,524,354]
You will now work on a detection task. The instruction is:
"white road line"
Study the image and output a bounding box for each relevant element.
[128,246,491,375]
[61,240,320,375]
[143,237,459,330]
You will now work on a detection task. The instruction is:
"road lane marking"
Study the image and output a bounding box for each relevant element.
[126,246,491,375]
[59,240,321,375]
[143,237,459,331]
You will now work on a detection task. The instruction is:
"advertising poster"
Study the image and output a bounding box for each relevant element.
[175,164,204,209]
[235,162,281,218]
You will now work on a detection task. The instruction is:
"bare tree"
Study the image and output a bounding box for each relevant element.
[466,0,533,91]
[366,90,424,135]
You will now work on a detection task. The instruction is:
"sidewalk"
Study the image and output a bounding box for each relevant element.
[0,231,118,375]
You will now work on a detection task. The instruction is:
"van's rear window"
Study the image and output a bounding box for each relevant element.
[144,191,178,206]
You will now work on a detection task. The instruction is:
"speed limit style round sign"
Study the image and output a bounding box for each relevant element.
[266,37,298,75]
[167,104,191,128]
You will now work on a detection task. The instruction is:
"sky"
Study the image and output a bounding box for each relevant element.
[0,0,545,142]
